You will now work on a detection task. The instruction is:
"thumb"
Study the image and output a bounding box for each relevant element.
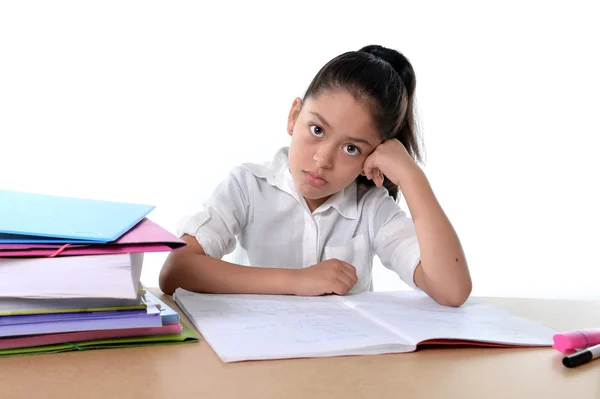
[362,154,378,180]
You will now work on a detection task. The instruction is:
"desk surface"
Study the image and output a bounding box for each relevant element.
[1,290,599,399]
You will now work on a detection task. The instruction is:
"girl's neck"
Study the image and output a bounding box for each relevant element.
[304,196,331,214]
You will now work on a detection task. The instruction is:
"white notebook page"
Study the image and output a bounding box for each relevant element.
[343,291,556,345]
[174,290,412,362]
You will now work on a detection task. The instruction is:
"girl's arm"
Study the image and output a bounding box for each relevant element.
[399,167,472,306]
[363,139,472,306]
[159,234,358,296]
[159,234,296,295]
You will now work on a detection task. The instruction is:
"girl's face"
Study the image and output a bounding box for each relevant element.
[287,89,382,212]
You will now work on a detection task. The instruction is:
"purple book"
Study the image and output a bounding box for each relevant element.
[0,308,162,338]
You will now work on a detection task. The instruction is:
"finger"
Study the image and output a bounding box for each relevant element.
[338,260,357,276]
[363,150,378,168]
[364,164,383,185]
[338,261,358,284]
[369,168,380,186]
[332,279,351,295]
[329,259,357,283]
[375,169,384,187]
[362,155,377,178]
[366,167,377,182]
[335,272,355,292]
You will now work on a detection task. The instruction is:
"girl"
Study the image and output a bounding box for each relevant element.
[159,45,472,306]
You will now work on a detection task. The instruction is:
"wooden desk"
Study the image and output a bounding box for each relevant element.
[1,290,599,399]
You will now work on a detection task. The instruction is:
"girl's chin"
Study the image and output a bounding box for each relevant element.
[299,186,335,200]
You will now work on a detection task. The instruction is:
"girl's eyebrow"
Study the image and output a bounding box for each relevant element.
[308,111,332,130]
[346,136,374,148]
[308,111,374,148]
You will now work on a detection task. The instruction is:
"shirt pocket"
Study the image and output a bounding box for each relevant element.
[322,235,372,293]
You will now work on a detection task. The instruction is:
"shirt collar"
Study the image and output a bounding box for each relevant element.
[241,147,293,196]
[310,181,358,219]
[241,147,358,220]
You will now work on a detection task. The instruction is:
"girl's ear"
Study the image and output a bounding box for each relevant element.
[287,97,303,136]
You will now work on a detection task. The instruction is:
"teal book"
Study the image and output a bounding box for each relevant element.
[0,189,154,243]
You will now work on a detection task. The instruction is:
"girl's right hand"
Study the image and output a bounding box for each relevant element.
[291,259,358,296]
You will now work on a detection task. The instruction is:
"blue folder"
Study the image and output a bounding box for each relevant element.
[0,189,155,244]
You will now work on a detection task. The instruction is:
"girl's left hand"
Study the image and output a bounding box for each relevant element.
[362,139,420,188]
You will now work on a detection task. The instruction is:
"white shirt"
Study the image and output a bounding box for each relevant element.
[177,147,421,293]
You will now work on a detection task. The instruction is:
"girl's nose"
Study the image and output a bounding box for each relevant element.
[313,146,334,169]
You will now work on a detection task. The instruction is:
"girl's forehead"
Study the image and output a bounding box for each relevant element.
[304,90,380,141]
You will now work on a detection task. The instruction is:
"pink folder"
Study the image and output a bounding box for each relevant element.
[0,218,186,257]
[0,322,183,349]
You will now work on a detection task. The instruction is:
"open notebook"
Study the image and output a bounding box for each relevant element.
[174,289,557,363]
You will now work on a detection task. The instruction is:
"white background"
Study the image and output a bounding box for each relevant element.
[1,1,598,299]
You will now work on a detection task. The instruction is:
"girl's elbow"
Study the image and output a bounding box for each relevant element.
[439,281,472,307]
[419,265,472,307]
[158,255,183,295]
[158,270,177,295]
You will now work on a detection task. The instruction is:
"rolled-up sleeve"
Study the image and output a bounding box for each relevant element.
[176,167,250,259]
[370,189,421,289]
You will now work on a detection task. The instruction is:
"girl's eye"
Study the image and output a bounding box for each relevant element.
[310,125,324,138]
[343,144,361,156]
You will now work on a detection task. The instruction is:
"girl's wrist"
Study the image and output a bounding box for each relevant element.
[278,268,300,295]
[395,162,425,189]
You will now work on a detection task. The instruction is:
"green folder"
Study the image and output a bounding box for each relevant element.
[0,321,200,358]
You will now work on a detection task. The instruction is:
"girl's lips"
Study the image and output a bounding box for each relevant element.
[303,171,327,187]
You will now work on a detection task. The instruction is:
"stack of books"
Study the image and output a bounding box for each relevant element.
[0,189,199,357]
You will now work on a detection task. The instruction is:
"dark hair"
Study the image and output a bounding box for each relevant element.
[302,45,422,200]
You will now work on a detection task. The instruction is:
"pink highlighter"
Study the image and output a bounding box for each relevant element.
[553,329,600,353]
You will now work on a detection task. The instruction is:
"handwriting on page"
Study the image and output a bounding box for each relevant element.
[176,292,410,361]
[344,291,555,345]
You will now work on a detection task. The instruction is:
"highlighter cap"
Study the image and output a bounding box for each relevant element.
[553,329,600,353]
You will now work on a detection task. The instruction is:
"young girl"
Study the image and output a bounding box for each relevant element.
[159,45,472,306]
